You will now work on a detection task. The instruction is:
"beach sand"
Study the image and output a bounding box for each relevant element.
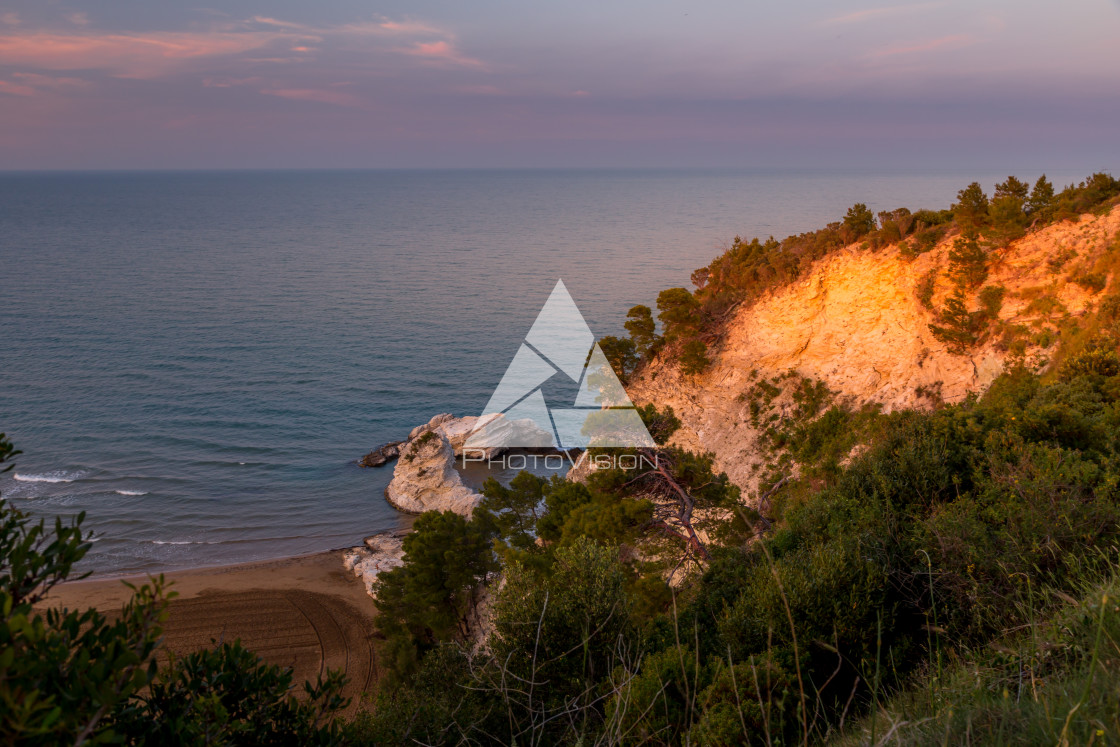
[41,551,378,711]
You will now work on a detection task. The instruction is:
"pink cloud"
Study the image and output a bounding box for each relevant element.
[376,19,444,35]
[259,87,364,107]
[0,79,36,96]
[402,40,487,69]
[0,31,293,77]
[868,34,974,58]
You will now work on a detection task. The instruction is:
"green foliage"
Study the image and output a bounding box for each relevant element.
[988,176,1030,246]
[657,287,702,341]
[598,334,639,382]
[624,304,659,357]
[1027,174,1055,218]
[346,645,483,747]
[113,641,349,746]
[1072,269,1108,293]
[373,511,496,681]
[636,403,682,445]
[978,284,1006,318]
[947,233,989,290]
[842,203,876,240]
[930,289,980,352]
[486,538,634,737]
[915,269,937,310]
[609,645,709,745]
[953,181,990,229]
[1060,344,1120,380]
[477,471,545,553]
[679,338,711,376]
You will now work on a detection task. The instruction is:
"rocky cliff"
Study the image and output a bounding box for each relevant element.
[629,206,1120,495]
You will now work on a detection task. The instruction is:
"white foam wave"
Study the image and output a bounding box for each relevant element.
[114,490,148,496]
[150,540,220,545]
[14,472,76,484]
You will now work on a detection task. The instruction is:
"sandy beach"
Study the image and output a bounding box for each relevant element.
[41,551,378,711]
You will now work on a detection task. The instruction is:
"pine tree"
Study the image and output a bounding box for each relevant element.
[623,304,658,356]
[948,233,988,289]
[656,288,701,341]
[1027,175,1055,218]
[929,289,979,352]
[953,182,989,230]
[843,202,876,239]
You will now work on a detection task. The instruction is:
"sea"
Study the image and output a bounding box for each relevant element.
[0,168,1089,575]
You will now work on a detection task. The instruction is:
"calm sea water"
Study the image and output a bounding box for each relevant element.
[0,169,1086,575]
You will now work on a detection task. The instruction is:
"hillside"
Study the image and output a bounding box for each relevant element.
[630,204,1120,496]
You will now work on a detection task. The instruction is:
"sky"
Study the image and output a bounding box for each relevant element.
[0,0,1118,170]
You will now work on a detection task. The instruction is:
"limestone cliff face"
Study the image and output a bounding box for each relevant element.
[629,207,1120,495]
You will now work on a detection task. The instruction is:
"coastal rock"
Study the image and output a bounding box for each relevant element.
[342,530,409,598]
[358,441,403,468]
[408,412,510,459]
[385,428,482,516]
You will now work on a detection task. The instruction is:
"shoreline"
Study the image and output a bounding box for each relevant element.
[61,544,362,584]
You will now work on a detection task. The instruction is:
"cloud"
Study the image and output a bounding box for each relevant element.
[867,34,974,58]
[402,40,488,69]
[0,30,295,77]
[0,15,488,79]
[376,19,445,36]
[66,12,91,27]
[0,79,35,96]
[1,12,20,27]
[259,87,364,107]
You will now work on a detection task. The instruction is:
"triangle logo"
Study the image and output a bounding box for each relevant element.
[465,280,656,451]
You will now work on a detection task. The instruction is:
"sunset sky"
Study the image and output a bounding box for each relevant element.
[1,0,1118,169]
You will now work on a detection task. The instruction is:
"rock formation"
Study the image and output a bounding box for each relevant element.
[342,530,408,597]
[385,426,482,515]
[358,441,403,467]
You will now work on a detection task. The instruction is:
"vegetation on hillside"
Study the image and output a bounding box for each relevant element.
[597,172,1120,379]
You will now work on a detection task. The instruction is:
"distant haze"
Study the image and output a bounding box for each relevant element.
[0,0,1117,170]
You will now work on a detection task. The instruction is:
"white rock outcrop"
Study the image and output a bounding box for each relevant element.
[343,530,408,597]
[385,427,482,516]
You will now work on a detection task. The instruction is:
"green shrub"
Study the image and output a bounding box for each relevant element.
[978,284,1006,318]
[114,642,349,746]
[680,338,711,375]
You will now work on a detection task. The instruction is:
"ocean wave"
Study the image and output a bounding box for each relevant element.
[114,490,149,496]
[149,540,220,545]
[14,471,80,484]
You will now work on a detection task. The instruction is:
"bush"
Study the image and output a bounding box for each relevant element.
[978,284,1006,318]
[1,432,170,746]
[680,338,711,375]
[113,641,349,746]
